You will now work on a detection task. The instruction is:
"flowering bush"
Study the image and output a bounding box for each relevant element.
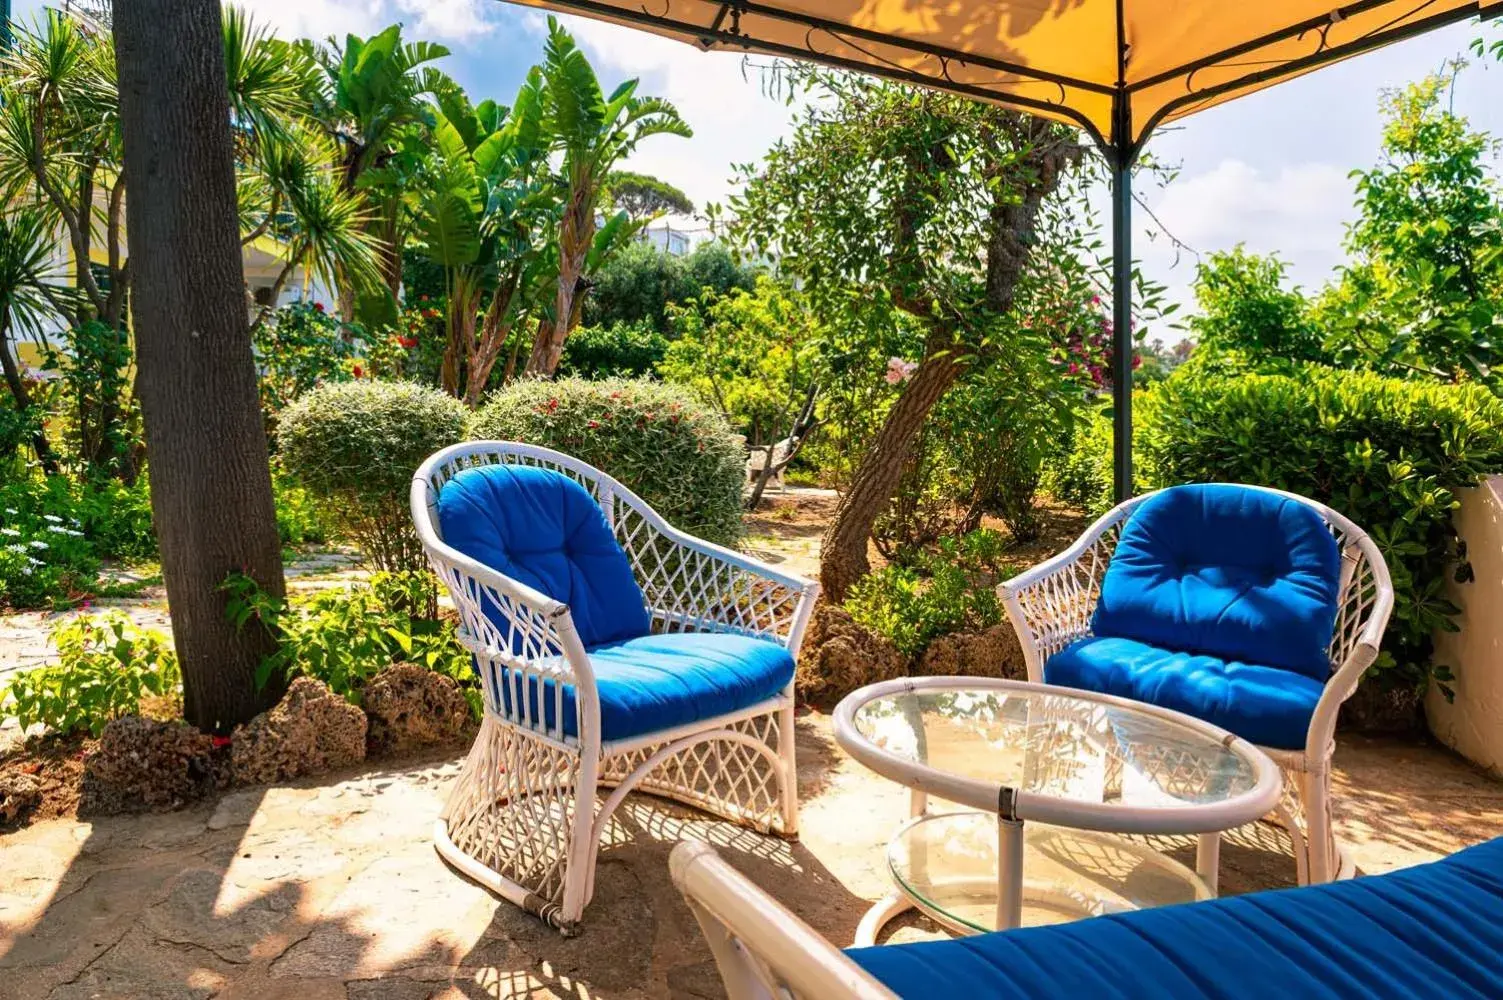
[1,612,180,736]
[365,298,447,385]
[470,377,746,545]
[254,301,371,419]
[0,475,153,609]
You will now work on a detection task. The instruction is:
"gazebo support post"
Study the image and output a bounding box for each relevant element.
[1108,90,1137,504]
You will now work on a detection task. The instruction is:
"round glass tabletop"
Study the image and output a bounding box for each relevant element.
[889,812,1211,934]
[838,678,1279,831]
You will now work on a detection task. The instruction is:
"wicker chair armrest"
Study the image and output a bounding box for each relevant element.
[636,525,820,650]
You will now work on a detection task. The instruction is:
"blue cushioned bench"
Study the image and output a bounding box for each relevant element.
[846,837,1503,998]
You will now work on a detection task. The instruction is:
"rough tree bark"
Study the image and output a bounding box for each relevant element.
[818,119,1076,601]
[115,0,289,733]
[526,184,593,376]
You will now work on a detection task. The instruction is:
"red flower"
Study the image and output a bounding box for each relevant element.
[399,336,418,349]
[211,735,232,749]
[352,364,365,378]
[313,302,325,313]
[587,419,600,429]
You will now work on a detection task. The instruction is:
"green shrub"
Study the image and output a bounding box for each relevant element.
[223,570,478,716]
[2,612,180,736]
[277,381,468,573]
[845,530,1010,658]
[559,320,669,378]
[470,377,746,545]
[271,470,330,547]
[1041,405,1115,517]
[1140,364,1503,690]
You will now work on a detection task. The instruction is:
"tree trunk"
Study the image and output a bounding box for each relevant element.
[527,186,593,377]
[819,351,965,601]
[115,0,288,733]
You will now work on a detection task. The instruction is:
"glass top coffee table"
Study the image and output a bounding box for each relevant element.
[833,677,1281,944]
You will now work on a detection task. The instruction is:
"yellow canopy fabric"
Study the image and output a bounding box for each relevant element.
[505,0,1497,155]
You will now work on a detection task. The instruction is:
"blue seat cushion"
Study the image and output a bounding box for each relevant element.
[487,632,795,741]
[1094,484,1342,681]
[437,464,650,652]
[1046,636,1322,749]
[847,836,1503,999]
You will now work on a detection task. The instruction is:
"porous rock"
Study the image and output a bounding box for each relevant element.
[80,716,227,815]
[0,771,42,825]
[232,676,367,786]
[915,623,1027,680]
[362,662,473,753]
[796,605,907,708]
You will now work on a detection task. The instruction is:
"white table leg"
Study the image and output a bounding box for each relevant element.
[1197,832,1221,895]
[997,817,1024,930]
[853,891,916,947]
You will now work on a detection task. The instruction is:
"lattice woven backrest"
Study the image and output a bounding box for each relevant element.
[1013,487,1388,679]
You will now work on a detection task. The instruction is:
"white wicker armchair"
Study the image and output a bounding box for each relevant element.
[998,485,1394,885]
[412,442,819,934]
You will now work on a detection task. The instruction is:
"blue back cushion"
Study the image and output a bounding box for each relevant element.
[1093,484,1342,680]
[436,465,651,650]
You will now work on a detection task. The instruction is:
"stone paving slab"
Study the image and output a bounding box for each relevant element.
[1,713,1499,1000]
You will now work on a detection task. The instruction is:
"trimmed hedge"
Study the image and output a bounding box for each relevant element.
[1140,365,1503,690]
[470,377,745,545]
[278,381,468,573]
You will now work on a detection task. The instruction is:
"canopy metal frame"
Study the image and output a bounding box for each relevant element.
[499,0,1497,499]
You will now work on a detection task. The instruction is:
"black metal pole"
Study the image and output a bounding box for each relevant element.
[1110,113,1135,503]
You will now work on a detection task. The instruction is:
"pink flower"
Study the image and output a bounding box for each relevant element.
[884,357,918,385]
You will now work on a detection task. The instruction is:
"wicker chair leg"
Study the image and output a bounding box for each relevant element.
[434,716,591,936]
[1302,762,1337,885]
[778,700,800,837]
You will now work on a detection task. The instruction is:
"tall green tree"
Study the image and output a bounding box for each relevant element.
[525,18,690,376]
[1317,72,1503,386]
[1190,248,1326,365]
[301,24,455,315]
[732,70,1087,600]
[604,169,693,222]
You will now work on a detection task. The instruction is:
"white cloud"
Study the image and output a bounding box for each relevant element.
[1132,159,1357,331]
[234,0,496,46]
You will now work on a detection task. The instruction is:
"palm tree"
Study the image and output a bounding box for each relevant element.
[242,127,383,329]
[300,25,457,313]
[409,77,556,403]
[525,18,691,376]
[0,207,79,473]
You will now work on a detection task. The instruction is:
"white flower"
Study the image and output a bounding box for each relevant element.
[3,507,16,515]
[47,525,67,534]
[27,539,47,550]
[64,528,83,537]
[5,543,25,554]
[19,564,31,576]
[0,527,18,537]
[26,557,42,567]
[42,514,62,523]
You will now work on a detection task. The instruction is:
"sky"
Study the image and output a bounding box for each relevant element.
[15,0,1503,338]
